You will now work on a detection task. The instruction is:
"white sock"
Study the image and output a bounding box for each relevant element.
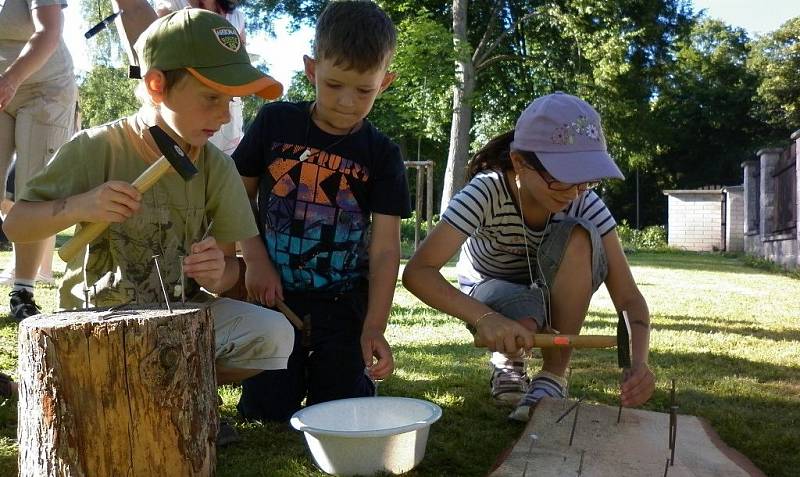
[13,279,34,294]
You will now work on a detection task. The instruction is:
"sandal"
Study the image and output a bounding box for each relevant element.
[0,372,14,400]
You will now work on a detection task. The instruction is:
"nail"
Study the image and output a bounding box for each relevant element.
[179,256,186,304]
[569,401,580,446]
[556,397,583,423]
[152,255,172,313]
[200,219,215,241]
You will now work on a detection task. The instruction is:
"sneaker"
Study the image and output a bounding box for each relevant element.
[508,371,567,422]
[216,418,241,447]
[9,289,41,321]
[490,361,529,405]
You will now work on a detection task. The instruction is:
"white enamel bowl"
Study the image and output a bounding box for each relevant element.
[290,396,442,476]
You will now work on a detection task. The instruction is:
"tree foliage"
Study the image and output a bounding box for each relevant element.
[78,0,138,127]
[651,18,760,188]
[78,66,139,128]
[748,17,800,141]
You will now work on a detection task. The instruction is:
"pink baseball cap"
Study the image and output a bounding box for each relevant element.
[510,92,624,183]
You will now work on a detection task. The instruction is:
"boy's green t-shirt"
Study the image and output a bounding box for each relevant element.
[21,114,258,309]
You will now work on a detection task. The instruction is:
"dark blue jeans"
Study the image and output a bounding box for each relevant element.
[237,289,375,422]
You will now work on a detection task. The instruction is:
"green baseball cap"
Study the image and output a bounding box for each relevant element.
[134,8,283,99]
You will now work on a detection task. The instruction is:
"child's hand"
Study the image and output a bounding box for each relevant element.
[474,313,535,354]
[184,237,225,290]
[77,181,142,223]
[620,363,655,407]
[245,260,283,306]
[361,328,394,380]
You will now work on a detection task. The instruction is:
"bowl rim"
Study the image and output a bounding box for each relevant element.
[289,396,443,438]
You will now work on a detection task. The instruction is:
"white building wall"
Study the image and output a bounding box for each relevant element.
[665,192,723,251]
[725,186,745,252]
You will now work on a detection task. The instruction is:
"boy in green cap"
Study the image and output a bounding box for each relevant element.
[3,9,294,441]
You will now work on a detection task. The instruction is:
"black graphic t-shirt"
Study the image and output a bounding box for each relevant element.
[234,101,411,292]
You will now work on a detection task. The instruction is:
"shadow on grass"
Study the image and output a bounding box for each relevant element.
[628,251,791,278]
[585,311,800,343]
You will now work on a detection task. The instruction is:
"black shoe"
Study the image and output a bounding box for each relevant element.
[0,372,15,400]
[9,289,40,321]
[216,418,241,447]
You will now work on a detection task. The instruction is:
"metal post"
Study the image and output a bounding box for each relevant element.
[415,166,423,250]
[636,168,640,229]
[426,162,434,238]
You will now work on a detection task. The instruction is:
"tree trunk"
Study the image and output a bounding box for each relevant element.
[17,306,217,476]
[440,0,476,214]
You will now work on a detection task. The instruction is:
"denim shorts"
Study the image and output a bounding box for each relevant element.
[465,217,608,329]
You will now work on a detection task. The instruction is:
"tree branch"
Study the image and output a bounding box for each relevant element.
[475,54,524,72]
[474,9,538,68]
[472,0,505,64]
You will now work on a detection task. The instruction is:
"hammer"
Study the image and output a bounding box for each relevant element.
[474,332,616,349]
[58,125,198,262]
[617,310,632,422]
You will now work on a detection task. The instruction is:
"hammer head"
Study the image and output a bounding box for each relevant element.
[149,125,199,180]
[617,310,632,369]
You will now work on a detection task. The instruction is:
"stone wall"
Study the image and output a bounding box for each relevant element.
[739,131,799,270]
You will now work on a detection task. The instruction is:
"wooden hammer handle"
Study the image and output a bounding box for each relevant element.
[474,333,616,349]
[275,299,304,330]
[58,157,172,262]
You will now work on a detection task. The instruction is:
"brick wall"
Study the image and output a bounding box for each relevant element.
[664,191,723,251]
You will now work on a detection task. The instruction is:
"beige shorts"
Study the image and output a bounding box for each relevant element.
[0,76,78,199]
[208,297,294,371]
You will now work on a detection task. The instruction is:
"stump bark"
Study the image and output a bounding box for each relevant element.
[17,306,217,476]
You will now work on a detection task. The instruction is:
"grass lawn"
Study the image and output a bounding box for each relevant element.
[0,246,798,476]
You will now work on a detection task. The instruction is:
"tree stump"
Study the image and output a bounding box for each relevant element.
[17,306,217,476]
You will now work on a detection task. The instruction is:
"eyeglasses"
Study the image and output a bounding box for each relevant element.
[534,168,600,192]
[514,150,601,192]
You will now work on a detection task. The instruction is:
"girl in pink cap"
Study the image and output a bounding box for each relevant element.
[403,92,655,421]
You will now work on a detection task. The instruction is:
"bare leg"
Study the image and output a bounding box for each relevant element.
[541,227,593,377]
[216,365,262,385]
[14,240,48,284]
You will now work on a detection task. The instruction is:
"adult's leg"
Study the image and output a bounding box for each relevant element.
[12,84,75,294]
[0,113,14,254]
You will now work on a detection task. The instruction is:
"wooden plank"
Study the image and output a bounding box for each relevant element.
[490,398,765,477]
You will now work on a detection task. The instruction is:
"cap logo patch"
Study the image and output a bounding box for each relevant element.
[213,27,241,52]
[551,115,602,145]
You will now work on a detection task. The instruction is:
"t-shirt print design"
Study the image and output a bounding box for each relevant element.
[264,142,371,291]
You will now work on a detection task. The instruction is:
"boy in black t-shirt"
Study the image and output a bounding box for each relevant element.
[233,1,411,422]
